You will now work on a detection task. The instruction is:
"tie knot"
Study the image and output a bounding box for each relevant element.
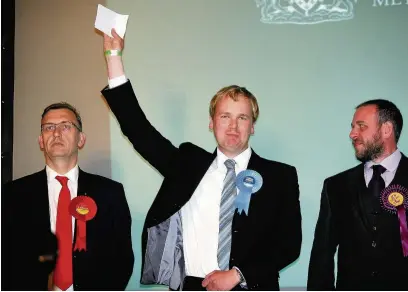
[55,176,69,186]
[372,164,386,175]
[224,159,236,170]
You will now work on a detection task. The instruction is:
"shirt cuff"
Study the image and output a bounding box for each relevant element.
[108,75,127,89]
[233,266,248,289]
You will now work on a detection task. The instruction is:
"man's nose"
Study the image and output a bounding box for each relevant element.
[229,119,237,129]
[53,126,63,136]
[349,129,357,140]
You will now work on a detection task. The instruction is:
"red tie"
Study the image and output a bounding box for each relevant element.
[54,176,73,290]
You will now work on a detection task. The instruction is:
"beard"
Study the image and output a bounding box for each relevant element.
[354,132,384,163]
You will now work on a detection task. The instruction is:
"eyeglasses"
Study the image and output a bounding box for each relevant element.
[41,121,82,133]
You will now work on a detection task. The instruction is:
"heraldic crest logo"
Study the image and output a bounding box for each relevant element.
[254,0,358,24]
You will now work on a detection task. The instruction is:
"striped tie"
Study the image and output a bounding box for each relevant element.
[217,159,236,271]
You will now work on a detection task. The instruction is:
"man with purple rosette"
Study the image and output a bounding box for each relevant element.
[100,29,302,291]
[308,99,408,291]
[2,102,134,290]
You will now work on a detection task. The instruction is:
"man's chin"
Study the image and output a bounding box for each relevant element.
[355,152,370,163]
[48,151,69,158]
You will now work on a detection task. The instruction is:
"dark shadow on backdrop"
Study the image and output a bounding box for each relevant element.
[2,0,15,184]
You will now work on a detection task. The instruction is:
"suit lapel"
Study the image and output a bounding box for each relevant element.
[231,149,262,230]
[388,154,408,187]
[36,169,52,232]
[349,164,374,230]
[77,168,88,198]
[74,169,89,249]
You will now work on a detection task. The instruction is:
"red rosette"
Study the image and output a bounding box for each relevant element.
[69,196,97,251]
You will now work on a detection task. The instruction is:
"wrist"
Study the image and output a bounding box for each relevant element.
[105,56,125,79]
[232,267,241,285]
[104,49,122,57]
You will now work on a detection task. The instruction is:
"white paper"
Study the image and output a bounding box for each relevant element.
[94,4,129,38]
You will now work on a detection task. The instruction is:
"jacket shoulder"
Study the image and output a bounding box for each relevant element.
[3,170,45,189]
[179,142,213,158]
[325,163,362,184]
[256,155,297,174]
[80,170,123,188]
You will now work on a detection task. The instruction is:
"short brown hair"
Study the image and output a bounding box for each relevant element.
[209,85,259,122]
[41,102,83,131]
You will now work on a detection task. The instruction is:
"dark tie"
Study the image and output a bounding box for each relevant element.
[368,165,386,198]
[217,159,236,271]
[54,176,73,290]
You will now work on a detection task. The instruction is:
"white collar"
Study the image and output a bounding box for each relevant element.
[46,164,79,184]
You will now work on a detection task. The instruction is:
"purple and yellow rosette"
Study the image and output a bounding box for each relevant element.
[69,196,97,251]
[380,184,408,257]
[235,169,263,216]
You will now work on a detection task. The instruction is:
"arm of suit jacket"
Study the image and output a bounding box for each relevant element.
[108,183,135,290]
[307,179,338,290]
[101,80,179,178]
[1,182,17,290]
[1,182,54,291]
[238,166,302,290]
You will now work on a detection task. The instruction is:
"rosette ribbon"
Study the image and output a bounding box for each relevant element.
[235,169,263,216]
[69,196,97,251]
[380,184,408,257]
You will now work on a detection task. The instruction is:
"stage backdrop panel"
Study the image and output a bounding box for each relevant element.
[106,0,408,290]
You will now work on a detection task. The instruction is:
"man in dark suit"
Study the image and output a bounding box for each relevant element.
[308,99,408,291]
[100,29,301,291]
[1,102,134,290]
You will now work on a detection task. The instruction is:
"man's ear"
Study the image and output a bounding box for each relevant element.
[381,121,393,140]
[209,117,214,131]
[38,135,44,150]
[78,132,86,149]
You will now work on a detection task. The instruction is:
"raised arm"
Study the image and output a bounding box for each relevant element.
[101,29,179,178]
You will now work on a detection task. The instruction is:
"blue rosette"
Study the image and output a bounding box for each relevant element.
[235,169,263,215]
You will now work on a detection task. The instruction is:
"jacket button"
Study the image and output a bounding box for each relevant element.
[373,226,377,231]
[372,241,376,248]
[371,271,378,277]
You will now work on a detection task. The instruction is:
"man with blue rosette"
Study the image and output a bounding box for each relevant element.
[101,29,302,291]
[308,99,408,291]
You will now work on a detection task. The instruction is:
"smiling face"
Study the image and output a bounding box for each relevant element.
[349,105,384,162]
[209,95,254,158]
[38,108,86,166]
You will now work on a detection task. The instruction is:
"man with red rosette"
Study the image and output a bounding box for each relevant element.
[2,102,134,290]
[308,99,408,291]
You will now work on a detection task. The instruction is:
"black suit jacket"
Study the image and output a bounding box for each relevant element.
[308,154,408,291]
[1,168,134,291]
[102,81,302,290]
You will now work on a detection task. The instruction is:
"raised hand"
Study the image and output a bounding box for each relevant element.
[103,28,125,79]
[103,28,124,52]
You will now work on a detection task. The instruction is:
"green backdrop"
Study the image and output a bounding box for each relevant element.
[105,1,408,289]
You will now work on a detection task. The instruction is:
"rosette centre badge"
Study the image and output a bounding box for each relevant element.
[69,195,97,251]
[388,192,404,207]
[235,169,263,215]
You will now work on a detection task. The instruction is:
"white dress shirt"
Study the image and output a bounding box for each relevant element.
[364,149,402,187]
[46,164,79,291]
[181,147,252,277]
[107,75,252,278]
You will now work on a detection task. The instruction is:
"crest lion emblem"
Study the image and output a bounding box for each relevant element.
[255,0,357,24]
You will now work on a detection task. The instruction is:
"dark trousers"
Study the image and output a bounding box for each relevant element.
[182,276,245,291]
